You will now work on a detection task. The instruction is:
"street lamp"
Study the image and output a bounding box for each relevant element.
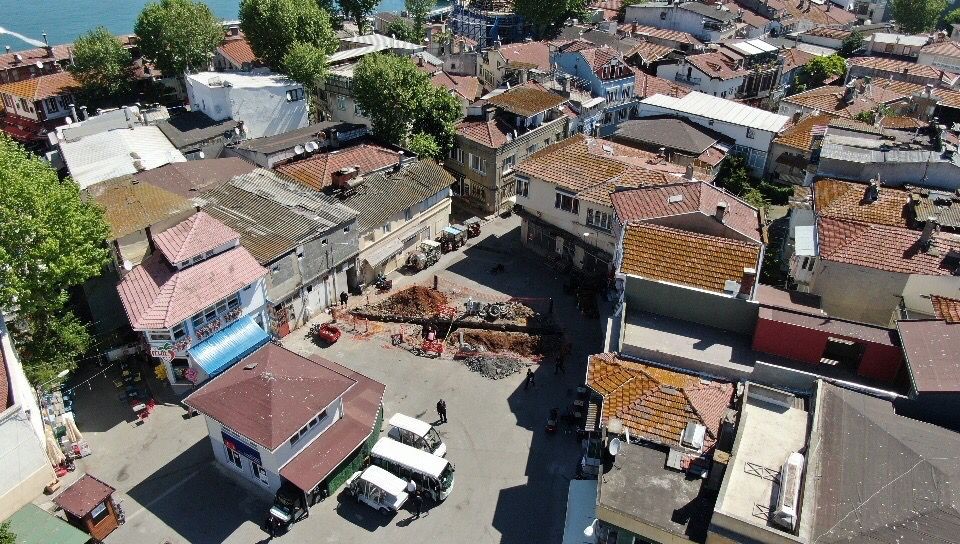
[36,369,70,393]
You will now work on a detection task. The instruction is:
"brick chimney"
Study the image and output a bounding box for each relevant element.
[919,216,939,250]
[715,201,728,222]
[738,267,756,299]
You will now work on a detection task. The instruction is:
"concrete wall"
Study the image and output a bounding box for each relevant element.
[625,4,735,42]
[624,276,759,334]
[657,62,743,99]
[815,155,960,192]
[810,260,907,326]
[114,209,196,270]
[917,51,960,73]
[902,274,960,316]
[187,78,308,140]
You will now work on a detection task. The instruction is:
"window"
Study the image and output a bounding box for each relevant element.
[555,191,579,214]
[226,446,242,469]
[336,95,346,111]
[382,222,392,234]
[286,88,305,102]
[586,209,610,230]
[271,264,280,274]
[404,207,412,221]
[660,10,667,19]
[526,145,536,155]
[147,330,172,342]
[450,147,464,163]
[90,502,109,524]
[501,155,515,173]
[2,95,12,108]
[45,97,58,112]
[746,127,756,139]
[19,98,29,110]
[343,225,351,233]
[516,177,529,198]
[468,153,486,174]
[172,323,187,340]
[252,462,269,484]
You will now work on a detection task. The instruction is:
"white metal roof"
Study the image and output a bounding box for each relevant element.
[371,438,449,479]
[640,91,790,133]
[186,71,299,89]
[60,126,186,189]
[794,225,816,256]
[870,33,929,47]
[342,33,425,51]
[389,413,433,438]
[359,465,409,496]
[729,39,778,56]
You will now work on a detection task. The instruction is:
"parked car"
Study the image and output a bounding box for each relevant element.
[387,413,447,457]
[345,465,410,515]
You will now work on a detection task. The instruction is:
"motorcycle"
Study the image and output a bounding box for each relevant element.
[374,273,393,293]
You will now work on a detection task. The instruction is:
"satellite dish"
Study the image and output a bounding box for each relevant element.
[197,151,205,159]
[609,437,622,456]
[35,61,43,69]
[122,260,133,271]
[306,140,319,152]
[294,144,305,155]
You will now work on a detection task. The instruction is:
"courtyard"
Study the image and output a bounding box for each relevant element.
[44,215,608,544]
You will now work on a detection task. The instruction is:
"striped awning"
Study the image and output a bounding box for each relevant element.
[189,316,269,378]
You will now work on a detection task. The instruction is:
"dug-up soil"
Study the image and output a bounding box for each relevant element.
[453,330,555,358]
[371,286,449,319]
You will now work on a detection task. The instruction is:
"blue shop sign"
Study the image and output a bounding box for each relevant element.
[222,430,262,464]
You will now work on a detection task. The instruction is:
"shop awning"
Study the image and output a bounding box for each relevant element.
[189,316,269,377]
[362,238,403,268]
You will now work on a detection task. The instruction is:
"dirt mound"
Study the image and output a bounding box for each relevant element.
[463,355,524,379]
[455,330,548,357]
[376,286,449,318]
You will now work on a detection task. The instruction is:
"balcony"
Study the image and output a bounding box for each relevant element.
[675,74,702,85]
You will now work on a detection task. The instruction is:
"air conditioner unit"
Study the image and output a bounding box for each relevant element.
[773,452,804,531]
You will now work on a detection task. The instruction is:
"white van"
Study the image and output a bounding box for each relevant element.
[370,438,455,501]
[345,465,410,515]
[387,413,447,457]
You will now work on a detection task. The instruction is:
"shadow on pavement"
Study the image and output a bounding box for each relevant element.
[126,439,272,544]
[334,491,394,532]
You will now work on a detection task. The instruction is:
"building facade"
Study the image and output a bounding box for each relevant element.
[185,71,308,140]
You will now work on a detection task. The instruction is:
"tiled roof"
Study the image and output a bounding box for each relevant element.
[0,44,73,71]
[631,67,690,99]
[899,319,960,393]
[848,56,958,84]
[757,0,856,25]
[739,9,771,28]
[920,39,960,58]
[909,187,960,230]
[586,353,734,449]
[686,51,748,80]
[814,178,908,227]
[612,181,763,242]
[817,217,960,275]
[341,159,454,232]
[879,115,925,129]
[782,84,904,118]
[773,113,835,151]
[619,23,704,47]
[613,117,724,154]
[116,245,266,330]
[455,117,512,148]
[827,116,883,135]
[218,36,258,66]
[497,41,552,71]
[274,143,402,191]
[626,41,675,63]
[430,71,480,101]
[184,343,356,450]
[132,158,257,199]
[781,47,816,73]
[85,176,193,240]
[53,475,115,518]
[577,45,632,80]
[802,26,851,40]
[931,296,960,323]
[620,222,761,293]
[0,71,77,100]
[868,77,960,109]
[486,85,567,117]
[153,211,239,264]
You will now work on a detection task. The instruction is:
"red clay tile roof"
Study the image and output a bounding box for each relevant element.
[132,158,257,198]
[848,57,959,85]
[116,246,266,330]
[803,27,852,40]
[218,36,258,67]
[814,178,909,227]
[279,356,386,491]
[612,182,762,242]
[898,319,960,392]
[619,23,704,47]
[497,41,551,72]
[53,475,115,518]
[0,71,77,100]
[430,71,480,101]
[739,9,771,28]
[868,77,960,109]
[817,217,960,275]
[577,45,632,80]
[620,222,761,293]
[781,48,816,73]
[920,40,960,58]
[184,343,358,450]
[755,0,856,25]
[455,117,512,148]
[486,85,567,117]
[153,211,239,265]
[879,116,926,129]
[586,353,734,449]
[773,113,835,151]
[783,84,905,118]
[274,143,402,191]
[0,45,73,71]
[631,67,691,99]
[931,296,960,323]
[686,51,748,80]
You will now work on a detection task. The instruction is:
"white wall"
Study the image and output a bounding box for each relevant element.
[186,77,308,139]
[657,62,744,99]
[516,175,618,258]
[917,52,960,73]
[903,274,960,316]
[625,4,734,42]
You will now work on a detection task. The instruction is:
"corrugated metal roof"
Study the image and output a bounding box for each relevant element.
[341,159,453,233]
[6,504,90,544]
[188,316,270,377]
[640,91,789,132]
[60,126,186,189]
[795,225,816,256]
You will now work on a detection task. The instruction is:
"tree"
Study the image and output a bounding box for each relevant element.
[514,0,589,38]
[800,54,847,86]
[240,0,338,70]
[340,0,380,33]
[316,0,343,28]
[134,0,224,75]
[0,136,109,386]
[386,19,418,43]
[891,0,948,32]
[68,27,133,107]
[839,30,864,57]
[0,521,15,544]
[409,132,441,159]
[282,41,328,88]
[942,6,960,28]
[412,85,463,152]
[405,0,433,42]
[715,155,751,196]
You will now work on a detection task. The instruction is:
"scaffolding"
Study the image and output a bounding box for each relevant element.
[448,0,530,48]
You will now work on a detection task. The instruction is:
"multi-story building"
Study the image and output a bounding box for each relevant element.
[551,41,637,136]
[185,71,308,140]
[658,40,782,102]
[0,43,72,84]
[477,40,552,91]
[448,84,571,214]
[449,0,528,48]
[0,71,78,150]
[624,1,739,43]
[917,39,960,73]
[116,211,269,392]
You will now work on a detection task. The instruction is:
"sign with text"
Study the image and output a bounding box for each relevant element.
[222,430,262,464]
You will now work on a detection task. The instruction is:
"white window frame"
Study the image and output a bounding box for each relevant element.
[516,177,529,198]
[555,191,579,214]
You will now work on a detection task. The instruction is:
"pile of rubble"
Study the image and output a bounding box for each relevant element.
[463,355,524,380]
[372,286,449,319]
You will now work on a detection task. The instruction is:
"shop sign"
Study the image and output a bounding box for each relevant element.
[222,429,262,464]
[150,343,175,363]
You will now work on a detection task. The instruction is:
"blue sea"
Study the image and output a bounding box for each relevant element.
[0,0,425,48]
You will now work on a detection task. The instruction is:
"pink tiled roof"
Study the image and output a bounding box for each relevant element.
[275,143,402,191]
[117,247,266,330]
[498,41,551,72]
[686,51,748,80]
[153,211,239,265]
[455,118,511,148]
[619,23,704,47]
[817,217,960,275]
[218,36,258,67]
[611,182,763,242]
[920,40,960,59]
[430,71,480,101]
[631,67,690,99]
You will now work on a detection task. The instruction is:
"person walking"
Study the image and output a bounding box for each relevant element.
[339,291,348,306]
[525,368,535,390]
[437,399,447,423]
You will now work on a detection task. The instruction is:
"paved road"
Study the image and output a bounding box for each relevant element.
[53,215,608,544]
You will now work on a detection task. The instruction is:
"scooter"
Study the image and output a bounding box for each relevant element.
[546,408,559,434]
[374,274,393,293]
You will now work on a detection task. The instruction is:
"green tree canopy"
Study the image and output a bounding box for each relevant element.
[839,30,864,57]
[352,53,463,153]
[281,41,329,88]
[405,0,433,42]
[0,136,109,385]
[386,19,418,43]
[240,0,338,69]
[134,0,224,75]
[340,0,380,32]
[408,132,441,159]
[316,0,343,28]
[942,6,960,27]
[514,0,588,38]
[0,521,15,544]
[68,27,133,107]
[800,54,847,86]
[891,0,948,32]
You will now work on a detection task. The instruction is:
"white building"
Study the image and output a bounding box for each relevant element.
[185,71,308,140]
[638,91,790,175]
[917,39,960,73]
[624,1,739,43]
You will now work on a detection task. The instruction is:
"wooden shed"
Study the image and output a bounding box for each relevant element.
[53,474,120,541]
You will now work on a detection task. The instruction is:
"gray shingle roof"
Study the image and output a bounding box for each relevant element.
[612,117,726,154]
[154,111,239,149]
[233,122,366,154]
[342,159,454,233]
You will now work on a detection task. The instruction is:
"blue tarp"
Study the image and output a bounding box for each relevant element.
[189,316,269,377]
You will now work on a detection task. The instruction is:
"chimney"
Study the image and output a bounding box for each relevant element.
[561,75,571,93]
[394,150,405,171]
[79,105,87,121]
[715,201,728,222]
[4,46,9,55]
[519,69,528,84]
[418,55,424,67]
[331,166,360,189]
[919,216,939,250]
[864,178,879,202]
[684,164,695,180]
[484,104,497,121]
[738,268,756,299]
[328,127,339,148]
[69,103,78,123]
[902,67,909,77]
[632,20,638,34]
[42,32,52,58]
[842,81,858,104]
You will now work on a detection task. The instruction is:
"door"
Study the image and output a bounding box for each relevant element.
[273,303,291,338]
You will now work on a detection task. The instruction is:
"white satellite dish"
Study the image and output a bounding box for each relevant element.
[294,144,305,155]
[609,437,622,456]
[197,151,205,159]
[35,61,43,69]
[122,260,133,271]
[306,140,319,152]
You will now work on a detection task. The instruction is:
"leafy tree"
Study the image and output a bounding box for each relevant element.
[854,109,876,125]
[240,0,338,70]
[715,155,751,196]
[891,0,948,32]
[68,27,133,106]
[353,54,463,153]
[409,132,441,159]
[340,0,380,33]
[800,54,847,86]
[514,0,589,38]
[134,0,224,75]
[0,521,15,544]
[386,19,418,43]
[282,41,328,88]
[0,136,109,386]
[942,6,960,28]
[839,30,864,57]
[405,0,433,42]
[316,0,343,28]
